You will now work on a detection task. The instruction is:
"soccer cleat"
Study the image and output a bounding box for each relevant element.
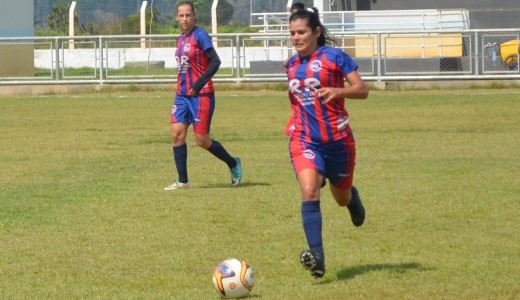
[164,181,190,191]
[300,250,325,279]
[230,157,242,186]
[347,187,365,227]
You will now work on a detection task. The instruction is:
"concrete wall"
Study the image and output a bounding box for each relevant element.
[353,0,520,29]
[0,0,34,77]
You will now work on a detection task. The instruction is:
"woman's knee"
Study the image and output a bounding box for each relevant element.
[194,134,211,149]
[300,184,320,200]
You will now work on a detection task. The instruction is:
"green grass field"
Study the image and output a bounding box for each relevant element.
[0,88,519,299]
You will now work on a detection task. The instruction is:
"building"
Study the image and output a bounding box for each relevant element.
[318,0,520,29]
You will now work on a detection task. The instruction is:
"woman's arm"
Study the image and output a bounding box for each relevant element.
[316,71,369,103]
[190,47,221,95]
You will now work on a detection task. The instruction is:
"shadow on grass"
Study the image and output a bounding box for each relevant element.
[196,182,271,189]
[339,262,429,281]
[317,262,430,284]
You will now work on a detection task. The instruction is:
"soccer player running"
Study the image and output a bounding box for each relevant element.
[165,1,242,190]
[285,7,368,278]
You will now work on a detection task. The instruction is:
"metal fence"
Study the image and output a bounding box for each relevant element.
[0,28,519,86]
[250,9,471,32]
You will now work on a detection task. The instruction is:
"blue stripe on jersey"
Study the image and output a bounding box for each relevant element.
[286,46,359,144]
[175,27,215,95]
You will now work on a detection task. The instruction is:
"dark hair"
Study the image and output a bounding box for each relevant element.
[176,1,196,16]
[290,2,305,13]
[289,7,336,46]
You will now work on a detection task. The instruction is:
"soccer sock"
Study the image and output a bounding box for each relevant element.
[173,144,188,183]
[301,201,324,259]
[348,186,361,210]
[207,140,236,169]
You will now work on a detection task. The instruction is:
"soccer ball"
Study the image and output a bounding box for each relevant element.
[212,258,255,298]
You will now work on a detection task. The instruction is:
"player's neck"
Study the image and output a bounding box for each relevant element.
[298,43,319,58]
[182,26,196,36]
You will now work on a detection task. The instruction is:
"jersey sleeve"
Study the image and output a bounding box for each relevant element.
[285,55,297,73]
[335,49,359,77]
[195,28,214,52]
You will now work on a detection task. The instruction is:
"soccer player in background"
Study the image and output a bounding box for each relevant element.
[290,2,305,14]
[165,1,242,190]
[285,7,368,278]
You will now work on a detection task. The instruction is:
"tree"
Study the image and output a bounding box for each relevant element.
[123,6,163,34]
[81,11,124,35]
[192,0,234,26]
[217,0,234,25]
[47,1,79,34]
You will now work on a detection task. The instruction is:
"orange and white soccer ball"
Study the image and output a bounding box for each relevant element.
[212,258,255,298]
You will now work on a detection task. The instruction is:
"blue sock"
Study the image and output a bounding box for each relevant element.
[301,201,324,259]
[207,140,236,169]
[173,144,188,183]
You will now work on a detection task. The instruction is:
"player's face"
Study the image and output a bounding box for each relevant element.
[289,19,321,57]
[176,4,196,34]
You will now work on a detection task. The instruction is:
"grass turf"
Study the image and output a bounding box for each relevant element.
[0,89,519,299]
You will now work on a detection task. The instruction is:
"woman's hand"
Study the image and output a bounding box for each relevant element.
[316,87,342,103]
[316,71,369,103]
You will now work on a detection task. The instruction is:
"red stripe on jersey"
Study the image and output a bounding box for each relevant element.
[285,46,357,144]
[175,27,214,95]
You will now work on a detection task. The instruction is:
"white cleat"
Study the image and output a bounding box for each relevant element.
[164,181,190,191]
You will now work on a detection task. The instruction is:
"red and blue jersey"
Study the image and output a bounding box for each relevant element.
[175,27,215,95]
[285,46,358,144]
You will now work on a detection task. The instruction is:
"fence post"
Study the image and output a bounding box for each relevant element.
[211,0,219,47]
[236,35,241,81]
[55,37,60,82]
[140,1,148,49]
[474,31,479,76]
[99,36,104,85]
[68,1,76,50]
[376,32,382,81]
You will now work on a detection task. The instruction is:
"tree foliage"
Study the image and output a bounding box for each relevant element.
[192,0,234,26]
[47,1,79,34]
[217,0,234,25]
[37,0,246,36]
[123,6,163,35]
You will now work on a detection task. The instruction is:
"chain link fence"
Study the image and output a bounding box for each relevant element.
[1,29,519,85]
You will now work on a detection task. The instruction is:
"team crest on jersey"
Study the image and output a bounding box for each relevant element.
[309,60,322,72]
[183,43,191,52]
[303,149,316,160]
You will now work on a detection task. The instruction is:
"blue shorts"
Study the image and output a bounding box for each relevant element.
[289,136,356,190]
[171,94,215,134]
